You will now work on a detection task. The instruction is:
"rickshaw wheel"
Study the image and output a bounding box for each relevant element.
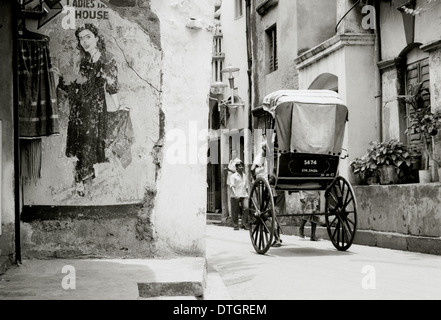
[325,176,357,251]
[248,177,276,255]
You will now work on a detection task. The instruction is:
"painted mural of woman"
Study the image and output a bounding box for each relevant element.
[57,23,133,197]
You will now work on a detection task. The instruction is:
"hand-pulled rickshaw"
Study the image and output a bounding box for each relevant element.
[248,90,357,254]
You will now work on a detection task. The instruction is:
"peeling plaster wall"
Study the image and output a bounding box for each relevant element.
[19,0,213,257]
[380,0,441,61]
[22,1,161,206]
[355,184,441,238]
[150,0,213,256]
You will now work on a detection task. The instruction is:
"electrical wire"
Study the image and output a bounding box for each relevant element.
[335,0,362,33]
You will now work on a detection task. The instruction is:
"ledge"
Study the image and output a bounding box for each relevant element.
[21,203,143,222]
[420,39,441,53]
[377,57,406,71]
[295,33,376,69]
[256,0,279,16]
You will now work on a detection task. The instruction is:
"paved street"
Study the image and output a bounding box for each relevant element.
[205,225,441,300]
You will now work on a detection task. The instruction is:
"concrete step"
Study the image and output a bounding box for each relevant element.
[206,212,222,221]
[207,212,222,226]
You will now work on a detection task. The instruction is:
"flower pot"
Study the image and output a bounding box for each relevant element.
[430,160,439,182]
[378,165,398,185]
[367,175,379,185]
[418,170,432,183]
[348,170,364,185]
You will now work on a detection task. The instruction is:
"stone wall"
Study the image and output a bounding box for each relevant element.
[355,184,441,237]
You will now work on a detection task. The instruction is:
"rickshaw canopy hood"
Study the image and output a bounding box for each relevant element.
[262,90,348,156]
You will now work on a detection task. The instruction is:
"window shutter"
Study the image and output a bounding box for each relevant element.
[406,58,430,151]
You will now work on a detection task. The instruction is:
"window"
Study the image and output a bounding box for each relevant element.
[405,58,430,149]
[235,0,243,19]
[212,27,224,82]
[266,25,278,73]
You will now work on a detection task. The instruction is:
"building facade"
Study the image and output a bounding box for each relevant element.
[207,0,251,221]
[221,0,441,253]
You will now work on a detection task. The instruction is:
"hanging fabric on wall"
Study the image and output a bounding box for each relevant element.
[20,139,42,184]
[17,37,59,138]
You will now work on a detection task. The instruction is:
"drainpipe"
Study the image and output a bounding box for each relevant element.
[374,0,383,142]
[12,0,21,263]
[245,0,253,180]
[245,0,253,126]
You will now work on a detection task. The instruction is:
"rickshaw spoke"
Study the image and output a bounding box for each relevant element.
[256,184,262,210]
[331,219,340,240]
[252,222,259,239]
[328,215,338,227]
[336,221,341,246]
[256,224,262,249]
[343,188,350,208]
[340,182,346,201]
[340,224,344,247]
[258,223,267,250]
[250,198,260,216]
[345,216,355,227]
[261,224,269,248]
[262,184,270,212]
[342,220,352,240]
[343,194,353,209]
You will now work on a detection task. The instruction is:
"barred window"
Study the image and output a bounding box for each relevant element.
[266,25,278,73]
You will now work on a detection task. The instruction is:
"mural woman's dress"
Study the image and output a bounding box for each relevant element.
[60,52,118,183]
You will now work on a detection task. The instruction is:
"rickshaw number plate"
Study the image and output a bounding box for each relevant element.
[279,153,339,178]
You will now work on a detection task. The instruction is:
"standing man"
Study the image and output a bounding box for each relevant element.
[224,150,241,220]
[229,160,249,230]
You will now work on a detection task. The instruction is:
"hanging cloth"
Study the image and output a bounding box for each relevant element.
[20,138,42,184]
[17,38,59,138]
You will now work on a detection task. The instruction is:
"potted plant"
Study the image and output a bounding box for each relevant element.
[350,154,378,185]
[368,140,412,185]
[349,157,367,185]
[405,105,441,182]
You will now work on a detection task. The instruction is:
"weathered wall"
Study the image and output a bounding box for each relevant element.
[19,0,213,258]
[0,1,15,259]
[150,0,212,255]
[22,1,161,206]
[380,0,441,61]
[355,184,441,237]
[297,0,336,54]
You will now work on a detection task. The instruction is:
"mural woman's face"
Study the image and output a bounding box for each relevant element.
[78,29,98,54]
